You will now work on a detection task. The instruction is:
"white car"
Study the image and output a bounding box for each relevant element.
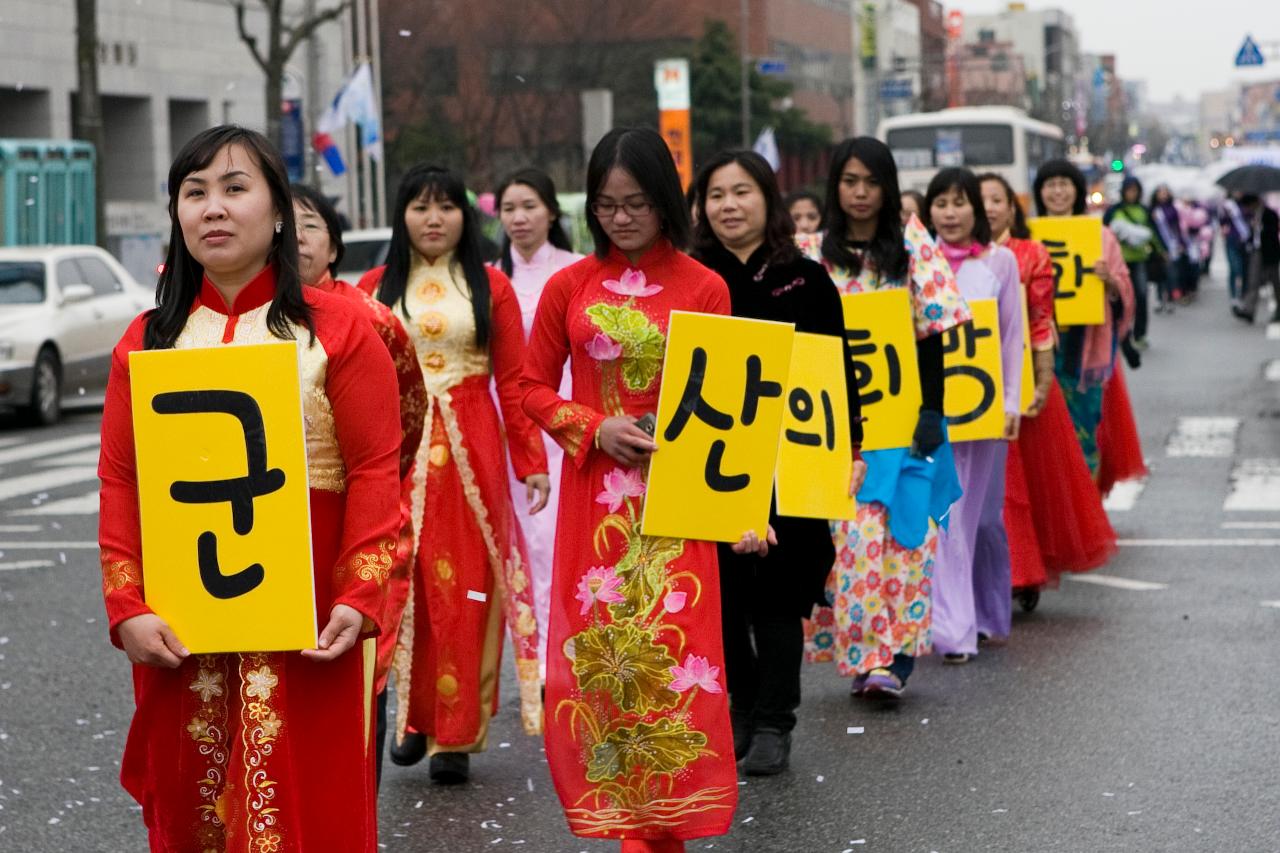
[0,245,154,425]
[336,228,392,285]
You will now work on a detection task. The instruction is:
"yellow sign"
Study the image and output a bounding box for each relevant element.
[942,300,1006,442]
[1028,216,1105,326]
[841,289,921,451]
[775,333,857,521]
[1019,289,1035,414]
[129,342,316,654]
[642,312,795,543]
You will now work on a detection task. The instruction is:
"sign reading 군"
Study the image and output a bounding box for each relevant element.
[129,342,316,654]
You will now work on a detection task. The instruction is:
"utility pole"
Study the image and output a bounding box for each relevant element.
[740,0,751,148]
[74,0,106,248]
[305,0,322,188]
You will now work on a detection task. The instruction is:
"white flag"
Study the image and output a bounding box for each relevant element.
[317,62,383,161]
[753,127,780,171]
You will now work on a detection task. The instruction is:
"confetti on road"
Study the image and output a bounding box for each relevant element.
[742,816,754,823]
[816,775,825,782]
[847,726,864,734]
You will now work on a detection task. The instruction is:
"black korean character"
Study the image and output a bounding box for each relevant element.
[940,320,992,360]
[153,389,286,600]
[942,364,996,426]
[1042,239,1084,300]
[845,328,902,406]
[661,347,752,492]
[740,354,783,426]
[785,387,836,450]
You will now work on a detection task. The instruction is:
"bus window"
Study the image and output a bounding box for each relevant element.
[886,125,1015,168]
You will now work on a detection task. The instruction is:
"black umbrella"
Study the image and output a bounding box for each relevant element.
[1216,164,1280,193]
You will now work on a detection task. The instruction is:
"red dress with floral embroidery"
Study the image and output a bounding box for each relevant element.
[520,240,738,845]
[98,266,403,852]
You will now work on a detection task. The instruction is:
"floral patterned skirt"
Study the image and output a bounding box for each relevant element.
[803,501,937,676]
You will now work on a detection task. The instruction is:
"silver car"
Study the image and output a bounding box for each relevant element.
[0,245,154,425]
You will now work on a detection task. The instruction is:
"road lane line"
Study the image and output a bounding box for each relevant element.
[1266,360,1280,382]
[1261,601,1280,608]
[1222,521,1280,530]
[1103,480,1145,512]
[1065,574,1168,591]
[10,492,99,516]
[1267,323,1280,341]
[0,437,21,448]
[0,560,54,571]
[35,448,103,467]
[1165,417,1239,458]
[0,434,100,467]
[1118,538,1280,546]
[0,467,99,503]
[0,541,98,549]
[1223,459,1280,511]
[0,524,41,533]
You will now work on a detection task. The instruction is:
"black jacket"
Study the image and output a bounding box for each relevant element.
[1261,207,1280,267]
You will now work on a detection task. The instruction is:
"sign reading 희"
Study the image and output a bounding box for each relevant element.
[775,332,857,521]
[841,289,921,451]
[129,341,316,654]
[642,312,795,543]
[1027,216,1105,326]
[942,300,1006,442]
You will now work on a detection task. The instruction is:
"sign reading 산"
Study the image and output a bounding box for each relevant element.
[775,332,857,521]
[841,289,921,451]
[642,311,795,543]
[1028,216,1105,327]
[129,341,316,654]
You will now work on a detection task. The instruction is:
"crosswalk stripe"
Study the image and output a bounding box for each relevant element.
[1103,480,1145,512]
[11,492,100,516]
[0,467,99,503]
[0,524,41,533]
[1118,537,1280,546]
[35,448,102,467]
[0,560,54,571]
[1222,521,1280,530]
[0,437,22,449]
[1267,323,1280,341]
[1065,574,1168,591]
[1224,459,1280,511]
[1165,417,1239,458]
[0,434,100,467]
[0,541,98,549]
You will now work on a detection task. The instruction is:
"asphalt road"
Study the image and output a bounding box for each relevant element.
[1,266,1278,852]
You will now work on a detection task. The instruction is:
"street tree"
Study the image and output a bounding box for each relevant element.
[74,0,107,247]
[229,0,351,150]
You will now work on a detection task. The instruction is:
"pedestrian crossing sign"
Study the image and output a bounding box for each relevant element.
[1236,36,1265,67]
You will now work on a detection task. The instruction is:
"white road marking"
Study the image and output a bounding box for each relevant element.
[0,524,41,533]
[0,560,54,571]
[10,492,99,516]
[1266,360,1280,382]
[1224,459,1280,511]
[1222,521,1280,530]
[0,437,22,448]
[35,449,102,467]
[0,434,100,467]
[1260,601,1280,608]
[1065,574,1169,591]
[1267,323,1280,341]
[0,467,99,503]
[1166,417,1239,458]
[1103,480,1145,512]
[1118,538,1280,547]
[0,541,97,549]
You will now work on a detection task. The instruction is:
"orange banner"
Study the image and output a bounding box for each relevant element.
[661,109,693,190]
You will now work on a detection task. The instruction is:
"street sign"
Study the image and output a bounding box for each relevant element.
[879,78,913,100]
[757,59,788,75]
[1236,35,1265,67]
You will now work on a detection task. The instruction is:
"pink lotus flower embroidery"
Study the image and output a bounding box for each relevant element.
[668,654,722,694]
[603,268,663,298]
[663,590,687,614]
[585,332,623,361]
[595,467,646,513]
[575,565,625,614]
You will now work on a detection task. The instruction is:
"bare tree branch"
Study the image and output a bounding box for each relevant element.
[282,1,351,60]
[231,0,270,74]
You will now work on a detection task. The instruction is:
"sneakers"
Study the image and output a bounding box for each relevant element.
[943,652,972,665]
[429,751,470,785]
[860,668,905,699]
[741,728,791,776]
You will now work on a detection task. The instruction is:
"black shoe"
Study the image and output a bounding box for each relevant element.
[389,731,427,767]
[1232,304,1255,323]
[731,711,754,761]
[429,751,470,784]
[741,728,790,776]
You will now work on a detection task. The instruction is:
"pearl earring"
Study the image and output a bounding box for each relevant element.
[274,220,283,234]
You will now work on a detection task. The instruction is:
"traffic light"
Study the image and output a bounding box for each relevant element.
[1110,159,1124,172]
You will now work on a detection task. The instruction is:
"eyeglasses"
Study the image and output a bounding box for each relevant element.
[591,199,654,219]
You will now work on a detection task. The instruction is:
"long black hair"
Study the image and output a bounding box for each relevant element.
[146,125,311,350]
[1032,159,1087,216]
[976,172,1031,240]
[378,164,491,348]
[785,189,823,226]
[692,149,799,266]
[586,127,691,257]
[821,137,908,282]
[923,167,993,246]
[290,182,345,277]
[494,167,574,277]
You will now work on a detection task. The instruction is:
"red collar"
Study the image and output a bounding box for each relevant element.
[198,263,277,315]
[606,237,675,269]
[308,270,338,294]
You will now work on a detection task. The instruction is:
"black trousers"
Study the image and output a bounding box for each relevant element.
[718,548,804,734]
[375,688,388,790]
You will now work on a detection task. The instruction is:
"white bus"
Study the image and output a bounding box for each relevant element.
[878,107,1066,204]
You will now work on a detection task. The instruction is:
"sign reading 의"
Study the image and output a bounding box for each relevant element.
[841,289,921,451]
[129,341,316,654]
[775,332,857,521]
[942,300,1006,442]
[642,312,794,543]
[1028,216,1105,326]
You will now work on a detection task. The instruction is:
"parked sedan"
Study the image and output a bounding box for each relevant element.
[0,245,154,425]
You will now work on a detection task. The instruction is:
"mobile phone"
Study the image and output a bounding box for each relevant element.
[634,413,657,437]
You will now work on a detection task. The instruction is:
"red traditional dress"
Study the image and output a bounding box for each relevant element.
[999,238,1117,591]
[520,239,738,846]
[98,265,402,852]
[311,272,427,692]
[1096,360,1147,498]
[360,255,547,752]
